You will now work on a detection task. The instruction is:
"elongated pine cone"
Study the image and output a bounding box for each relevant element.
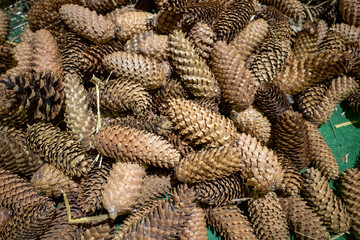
[339,0,360,27]
[180,1,224,28]
[302,168,351,233]
[31,164,81,198]
[248,191,290,239]
[26,122,92,178]
[195,173,248,206]
[347,90,360,112]
[167,98,237,147]
[80,0,128,12]
[179,206,207,240]
[230,106,271,144]
[138,33,168,60]
[259,0,305,21]
[101,161,145,218]
[0,72,64,122]
[94,125,181,168]
[168,29,220,98]
[207,205,258,240]
[305,122,339,180]
[188,22,215,59]
[64,73,96,151]
[279,196,329,240]
[103,51,166,90]
[213,0,255,42]
[274,110,310,170]
[0,9,9,44]
[0,207,12,232]
[341,168,360,238]
[292,22,319,59]
[88,79,152,116]
[0,44,16,73]
[296,83,328,119]
[278,156,303,196]
[59,4,116,43]
[81,221,113,240]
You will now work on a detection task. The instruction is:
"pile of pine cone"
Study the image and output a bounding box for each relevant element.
[0,0,360,239]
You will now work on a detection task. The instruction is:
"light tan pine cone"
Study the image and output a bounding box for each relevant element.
[124,30,156,53]
[167,98,237,147]
[259,0,305,21]
[0,9,9,44]
[179,206,207,240]
[166,132,194,157]
[188,22,215,59]
[180,1,224,28]
[207,205,258,240]
[339,0,360,27]
[81,221,113,240]
[94,125,181,168]
[26,122,92,178]
[103,51,167,90]
[0,207,12,232]
[80,0,128,13]
[154,9,183,34]
[302,168,351,233]
[168,29,220,98]
[292,22,319,59]
[330,23,360,44]
[278,155,303,196]
[59,4,116,43]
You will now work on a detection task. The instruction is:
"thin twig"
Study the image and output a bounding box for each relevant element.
[329,120,337,139]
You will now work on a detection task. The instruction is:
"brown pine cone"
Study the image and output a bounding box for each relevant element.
[292,22,319,59]
[230,106,271,144]
[213,0,255,42]
[305,122,339,180]
[317,30,346,53]
[341,168,360,238]
[0,44,16,73]
[0,124,26,143]
[278,155,303,196]
[330,23,360,44]
[279,196,329,240]
[248,192,290,239]
[154,9,184,34]
[26,122,92,178]
[302,168,351,233]
[188,22,215,59]
[179,206,207,240]
[273,110,310,170]
[138,33,168,60]
[59,4,116,43]
[94,125,181,168]
[180,1,224,28]
[347,90,360,113]
[168,29,220,98]
[124,30,155,53]
[296,83,328,120]
[195,173,249,206]
[31,164,81,199]
[254,82,293,124]
[102,161,145,218]
[339,0,360,27]
[167,98,237,147]
[166,132,194,157]
[193,97,220,113]
[103,51,167,90]
[81,221,113,240]
[207,205,258,240]
[0,9,9,44]
[259,0,305,21]
[0,207,12,232]
[80,0,128,12]
[77,161,111,215]
[88,79,152,116]
[107,10,153,41]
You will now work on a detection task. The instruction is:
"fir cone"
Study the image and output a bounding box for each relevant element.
[168,29,220,98]
[180,1,224,28]
[81,221,113,240]
[207,205,258,240]
[88,79,152,116]
[124,30,155,53]
[0,44,16,73]
[305,121,339,180]
[31,164,81,198]
[78,161,112,215]
[230,106,271,144]
[341,168,360,238]
[26,122,92,178]
[213,0,255,42]
[339,0,360,27]
[154,9,183,34]
[296,83,328,120]
[94,125,181,168]
[138,33,168,60]
[317,30,346,53]
[254,82,293,124]
[166,132,194,157]
[259,0,305,21]
[273,110,310,170]
[0,9,9,44]
[347,90,360,113]
[33,29,63,77]
[302,168,351,233]
[64,73,96,151]
[0,207,12,232]
[59,4,116,43]
[195,173,248,206]
[80,0,128,12]
[292,22,319,59]
[193,97,220,113]
[248,191,290,239]
[107,10,153,41]
[167,98,237,147]
[330,23,360,44]
[101,161,145,219]
[278,155,303,196]
[103,51,166,90]
[279,196,329,240]
[179,206,207,240]
[188,22,215,59]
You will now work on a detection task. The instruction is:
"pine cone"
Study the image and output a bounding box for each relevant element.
[107,10,153,41]
[259,0,305,21]
[273,110,310,170]
[347,90,360,113]
[154,9,183,34]
[0,44,16,73]
[166,132,194,157]
[59,4,116,43]
[292,22,319,59]
[195,173,248,206]
[180,1,224,28]
[0,9,9,44]
[167,98,237,147]
[339,0,360,27]
[138,33,168,60]
[31,164,81,198]
[26,122,92,178]
[94,125,181,168]
[80,0,128,12]
[317,30,346,53]
[188,22,215,59]
[302,168,351,233]
[330,23,360,44]
[341,168,360,238]
[207,205,258,240]
[103,51,167,90]
[230,106,271,144]
[278,155,303,196]
[296,83,328,119]
[88,79,152,116]
[0,207,12,232]
[179,206,207,240]
[279,196,329,240]
[305,121,339,180]
[124,30,155,53]
[81,221,113,240]
[248,191,290,239]
[168,29,220,98]
[213,0,255,42]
